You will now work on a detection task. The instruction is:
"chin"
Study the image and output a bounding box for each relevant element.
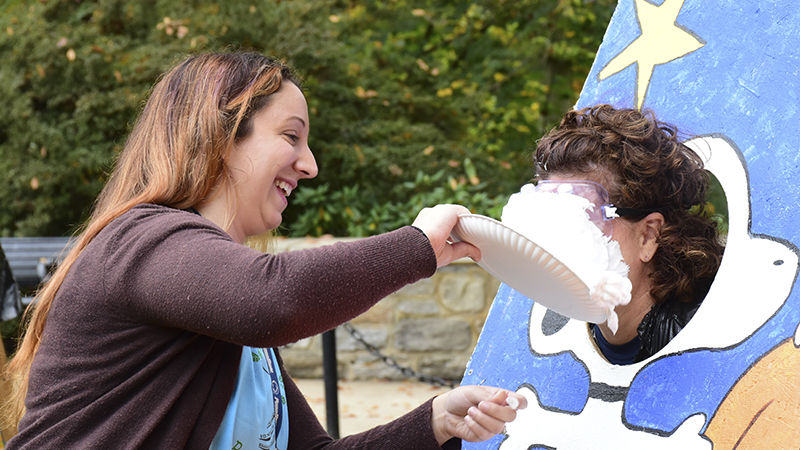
[264,216,282,232]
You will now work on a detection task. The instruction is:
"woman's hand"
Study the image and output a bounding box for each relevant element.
[411,204,481,268]
[430,385,527,444]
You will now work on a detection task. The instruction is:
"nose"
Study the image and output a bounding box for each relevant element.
[296,145,318,179]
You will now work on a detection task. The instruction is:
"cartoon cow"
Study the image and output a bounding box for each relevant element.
[495,136,799,449]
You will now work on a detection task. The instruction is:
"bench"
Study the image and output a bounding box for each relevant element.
[1,237,73,305]
[2,237,73,441]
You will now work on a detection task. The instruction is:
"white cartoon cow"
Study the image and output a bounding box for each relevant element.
[500,135,800,449]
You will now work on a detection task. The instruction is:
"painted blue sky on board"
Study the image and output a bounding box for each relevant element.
[463,0,800,447]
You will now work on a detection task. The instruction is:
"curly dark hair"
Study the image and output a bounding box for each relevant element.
[534,104,724,306]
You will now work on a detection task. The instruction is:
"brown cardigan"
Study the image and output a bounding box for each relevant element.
[9,204,454,449]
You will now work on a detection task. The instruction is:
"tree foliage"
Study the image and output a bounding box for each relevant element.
[0,0,617,237]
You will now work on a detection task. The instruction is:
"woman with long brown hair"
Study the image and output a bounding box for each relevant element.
[3,52,524,449]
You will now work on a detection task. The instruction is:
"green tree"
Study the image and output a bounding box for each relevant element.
[286,0,617,235]
[0,0,617,237]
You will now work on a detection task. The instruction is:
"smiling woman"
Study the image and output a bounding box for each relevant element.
[200,82,318,242]
[2,52,524,449]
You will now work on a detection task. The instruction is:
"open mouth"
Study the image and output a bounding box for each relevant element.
[275,180,293,197]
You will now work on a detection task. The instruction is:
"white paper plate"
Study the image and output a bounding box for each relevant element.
[451,214,606,323]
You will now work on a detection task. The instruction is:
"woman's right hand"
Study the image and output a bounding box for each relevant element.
[411,204,481,268]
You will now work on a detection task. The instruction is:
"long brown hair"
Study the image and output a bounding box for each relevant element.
[535,104,724,306]
[3,52,299,428]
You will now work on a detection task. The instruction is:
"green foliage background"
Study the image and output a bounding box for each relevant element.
[1,0,620,237]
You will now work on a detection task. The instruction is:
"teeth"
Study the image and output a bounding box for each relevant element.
[275,180,293,197]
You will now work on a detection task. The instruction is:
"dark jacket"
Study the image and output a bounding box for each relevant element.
[636,299,702,362]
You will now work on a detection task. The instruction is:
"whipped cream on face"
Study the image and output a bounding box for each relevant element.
[501,184,632,333]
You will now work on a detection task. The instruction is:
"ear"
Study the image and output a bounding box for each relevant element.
[638,212,664,263]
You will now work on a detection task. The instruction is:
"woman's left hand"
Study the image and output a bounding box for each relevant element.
[430,385,527,445]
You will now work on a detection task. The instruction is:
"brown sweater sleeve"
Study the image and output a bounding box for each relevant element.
[277,354,452,450]
[100,205,437,347]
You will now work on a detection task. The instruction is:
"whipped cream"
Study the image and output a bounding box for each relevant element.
[501,184,632,333]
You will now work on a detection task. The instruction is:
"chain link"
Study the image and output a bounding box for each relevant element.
[341,322,456,388]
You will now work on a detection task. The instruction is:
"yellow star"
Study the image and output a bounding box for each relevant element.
[598,0,704,110]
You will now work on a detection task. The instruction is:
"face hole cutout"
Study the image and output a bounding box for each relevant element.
[585,169,729,365]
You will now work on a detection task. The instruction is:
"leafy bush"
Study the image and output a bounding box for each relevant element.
[0,0,617,237]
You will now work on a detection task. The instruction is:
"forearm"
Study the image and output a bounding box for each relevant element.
[113,213,436,347]
[285,377,446,450]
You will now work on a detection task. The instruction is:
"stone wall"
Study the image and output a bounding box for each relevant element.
[272,235,500,382]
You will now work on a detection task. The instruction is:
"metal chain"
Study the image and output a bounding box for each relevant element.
[341,322,456,388]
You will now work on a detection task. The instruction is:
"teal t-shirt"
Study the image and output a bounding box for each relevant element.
[209,346,289,450]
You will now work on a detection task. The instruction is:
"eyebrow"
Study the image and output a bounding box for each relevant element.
[287,115,307,128]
